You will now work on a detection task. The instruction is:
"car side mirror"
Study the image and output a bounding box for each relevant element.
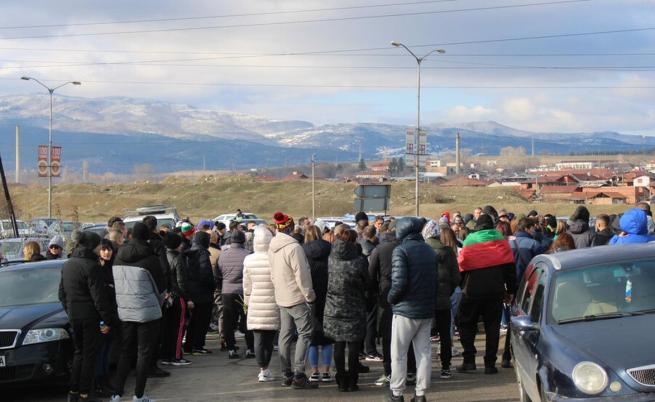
[511,315,539,336]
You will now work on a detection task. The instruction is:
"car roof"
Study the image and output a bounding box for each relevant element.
[533,243,655,271]
[0,259,65,272]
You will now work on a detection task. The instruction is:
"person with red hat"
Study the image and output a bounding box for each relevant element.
[268,212,318,389]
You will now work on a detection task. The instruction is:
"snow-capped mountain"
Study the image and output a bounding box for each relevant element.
[0,94,653,173]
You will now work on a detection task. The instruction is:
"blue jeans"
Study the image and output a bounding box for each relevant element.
[450,287,462,339]
[308,344,333,369]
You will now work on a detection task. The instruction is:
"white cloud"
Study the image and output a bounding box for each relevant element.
[1,0,655,133]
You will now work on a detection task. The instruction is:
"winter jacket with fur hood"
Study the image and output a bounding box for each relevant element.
[244,226,280,331]
[268,231,315,307]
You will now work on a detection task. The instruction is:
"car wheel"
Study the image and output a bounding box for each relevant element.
[515,365,532,402]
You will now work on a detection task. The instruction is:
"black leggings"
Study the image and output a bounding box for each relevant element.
[333,341,360,375]
[253,330,276,368]
[434,309,453,370]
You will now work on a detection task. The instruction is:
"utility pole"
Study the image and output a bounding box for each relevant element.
[15,125,20,183]
[455,131,461,175]
[311,153,316,220]
[82,160,89,182]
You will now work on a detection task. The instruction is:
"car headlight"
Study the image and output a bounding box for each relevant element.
[572,361,608,395]
[22,328,70,345]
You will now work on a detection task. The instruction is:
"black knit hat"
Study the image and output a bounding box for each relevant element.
[355,211,369,223]
[78,231,102,251]
[132,222,150,241]
[164,232,182,250]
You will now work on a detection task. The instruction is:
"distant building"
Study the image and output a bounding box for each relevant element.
[556,161,595,170]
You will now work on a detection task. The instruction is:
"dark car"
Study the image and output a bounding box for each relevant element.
[0,260,72,385]
[511,244,655,401]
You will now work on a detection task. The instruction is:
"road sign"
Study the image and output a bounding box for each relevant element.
[405,128,428,164]
[37,145,63,177]
[50,146,62,177]
[353,184,391,214]
[37,145,48,177]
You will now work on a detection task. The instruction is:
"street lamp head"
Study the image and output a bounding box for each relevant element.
[436,49,446,54]
[21,76,30,81]
[390,41,401,47]
[72,81,81,85]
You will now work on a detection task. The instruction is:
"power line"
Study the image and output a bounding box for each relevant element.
[0,0,463,30]
[5,60,655,71]
[2,77,651,89]
[0,0,594,40]
[3,26,654,69]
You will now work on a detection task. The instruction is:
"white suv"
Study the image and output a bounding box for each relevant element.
[123,205,180,230]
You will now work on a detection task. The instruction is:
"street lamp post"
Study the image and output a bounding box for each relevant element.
[21,77,81,218]
[391,42,445,217]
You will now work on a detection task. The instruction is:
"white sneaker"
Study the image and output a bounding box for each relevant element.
[110,396,122,402]
[132,396,156,402]
[258,369,274,382]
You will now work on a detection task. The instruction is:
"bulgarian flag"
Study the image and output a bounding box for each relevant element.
[458,229,515,272]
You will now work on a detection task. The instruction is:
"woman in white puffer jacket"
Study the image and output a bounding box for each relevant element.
[243,225,279,382]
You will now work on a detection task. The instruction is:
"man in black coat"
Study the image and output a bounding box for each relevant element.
[368,221,404,386]
[184,231,215,354]
[59,231,115,402]
[142,215,173,377]
[386,218,437,402]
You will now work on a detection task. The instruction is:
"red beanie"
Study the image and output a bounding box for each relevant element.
[274,212,293,230]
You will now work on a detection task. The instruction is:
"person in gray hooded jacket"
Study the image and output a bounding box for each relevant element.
[110,223,163,402]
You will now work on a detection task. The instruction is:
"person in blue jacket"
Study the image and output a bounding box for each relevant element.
[609,208,655,245]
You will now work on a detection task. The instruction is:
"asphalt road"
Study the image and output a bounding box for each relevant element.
[5,332,520,402]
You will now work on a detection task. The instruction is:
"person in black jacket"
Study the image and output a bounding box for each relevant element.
[567,206,596,248]
[142,215,172,377]
[59,231,115,402]
[184,231,215,354]
[95,239,119,397]
[303,225,333,383]
[423,220,460,379]
[369,222,418,387]
[386,218,437,402]
[161,233,193,366]
[456,214,517,375]
[593,214,613,246]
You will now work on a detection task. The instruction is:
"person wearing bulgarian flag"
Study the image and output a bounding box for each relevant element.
[455,213,517,375]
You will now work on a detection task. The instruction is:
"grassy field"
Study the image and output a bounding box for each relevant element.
[6,175,633,224]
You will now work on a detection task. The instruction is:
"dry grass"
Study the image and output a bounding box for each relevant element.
[7,176,635,224]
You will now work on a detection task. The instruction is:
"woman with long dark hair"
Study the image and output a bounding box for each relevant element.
[303,225,333,383]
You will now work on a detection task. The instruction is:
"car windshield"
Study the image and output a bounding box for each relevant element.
[61,222,77,231]
[1,241,24,259]
[0,268,61,307]
[550,260,655,324]
[1,220,28,230]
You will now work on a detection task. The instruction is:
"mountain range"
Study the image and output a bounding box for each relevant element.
[0,94,653,174]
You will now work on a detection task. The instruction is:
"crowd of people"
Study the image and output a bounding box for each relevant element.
[55,202,655,402]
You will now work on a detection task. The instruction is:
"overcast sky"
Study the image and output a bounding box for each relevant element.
[1,0,655,134]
